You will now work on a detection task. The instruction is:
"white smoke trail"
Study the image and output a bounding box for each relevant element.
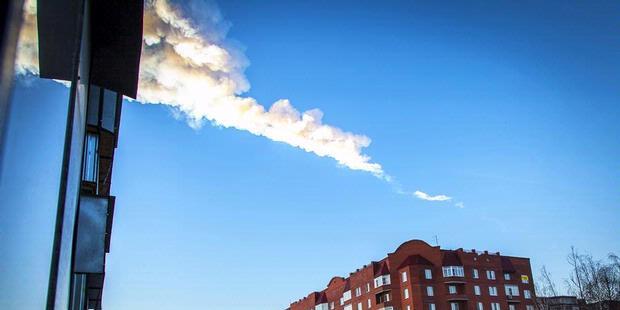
[16,0,386,179]
[15,0,37,76]
[16,0,460,206]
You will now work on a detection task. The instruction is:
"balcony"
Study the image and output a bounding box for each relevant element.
[443,266,465,278]
[375,284,392,293]
[447,294,470,301]
[376,300,394,310]
[444,279,467,284]
[507,296,521,303]
[375,291,392,306]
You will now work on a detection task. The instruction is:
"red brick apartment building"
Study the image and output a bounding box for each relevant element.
[289,240,536,310]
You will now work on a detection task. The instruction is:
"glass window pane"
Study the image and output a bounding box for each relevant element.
[101,89,118,132]
[83,133,98,182]
[87,85,101,126]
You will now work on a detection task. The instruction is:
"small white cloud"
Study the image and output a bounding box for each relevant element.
[455,201,465,208]
[413,190,452,202]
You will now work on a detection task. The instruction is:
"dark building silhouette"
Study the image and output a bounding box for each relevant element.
[584,301,620,310]
[290,240,537,310]
[537,296,581,310]
[0,0,143,309]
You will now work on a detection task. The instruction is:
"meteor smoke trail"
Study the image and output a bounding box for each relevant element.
[16,0,460,205]
[16,0,385,178]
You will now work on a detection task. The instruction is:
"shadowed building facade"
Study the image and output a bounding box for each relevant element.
[0,0,143,309]
[289,240,537,310]
[37,0,143,308]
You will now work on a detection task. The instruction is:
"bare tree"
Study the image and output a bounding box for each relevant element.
[567,246,585,299]
[536,265,560,310]
[538,265,559,297]
[565,247,620,303]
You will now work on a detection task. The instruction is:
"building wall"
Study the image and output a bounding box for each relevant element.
[290,240,537,310]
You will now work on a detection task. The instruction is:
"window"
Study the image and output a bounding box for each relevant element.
[429,304,436,310]
[344,305,353,310]
[487,270,496,280]
[477,303,484,310]
[408,306,411,310]
[491,303,501,310]
[427,286,434,296]
[343,290,352,302]
[473,269,479,279]
[509,305,516,310]
[443,266,465,277]
[404,288,409,299]
[330,302,335,309]
[505,285,519,297]
[366,283,371,293]
[87,85,101,126]
[374,275,391,288]
[101,89,118,132]
[82,133,99,182]
[489,286,498,296]
[402,271,408,282]
[377,292,391,303]
[474,285,481,296]
[524,290,532,299]
[449,285,457,294]
[355,287,362,297]
[504,273,511,281]
[316,304,328,310]
[425,269,433,279]
[367,299,371,308]
[357,302,363,310]
[451,302,459,310]
[527,306,535,310]
[521,275,529,284]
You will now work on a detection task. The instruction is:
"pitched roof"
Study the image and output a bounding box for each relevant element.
[442,250,462,266]
[342,278,351,291]
[398,255,434,269]
[316,291,328,304]
[373,260,390,277]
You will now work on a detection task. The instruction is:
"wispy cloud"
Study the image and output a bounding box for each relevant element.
[413,190,452,202]
[455,201,465,208]
[15,0,387,179]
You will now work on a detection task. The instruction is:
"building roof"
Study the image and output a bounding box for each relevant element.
[342,278,351,291]
[373,260,390,277]
[398,254,434,269]
[442,250,463,266]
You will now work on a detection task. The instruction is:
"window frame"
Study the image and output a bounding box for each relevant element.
[427,286,434,296]
[487,270,496,280]
[425,269,433,279]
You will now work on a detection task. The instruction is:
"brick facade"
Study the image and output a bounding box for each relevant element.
[289,240,537,310]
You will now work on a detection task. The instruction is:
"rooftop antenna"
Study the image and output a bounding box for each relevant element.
[434,235,439,246]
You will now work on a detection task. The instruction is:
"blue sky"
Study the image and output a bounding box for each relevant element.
[3,1,619,309]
